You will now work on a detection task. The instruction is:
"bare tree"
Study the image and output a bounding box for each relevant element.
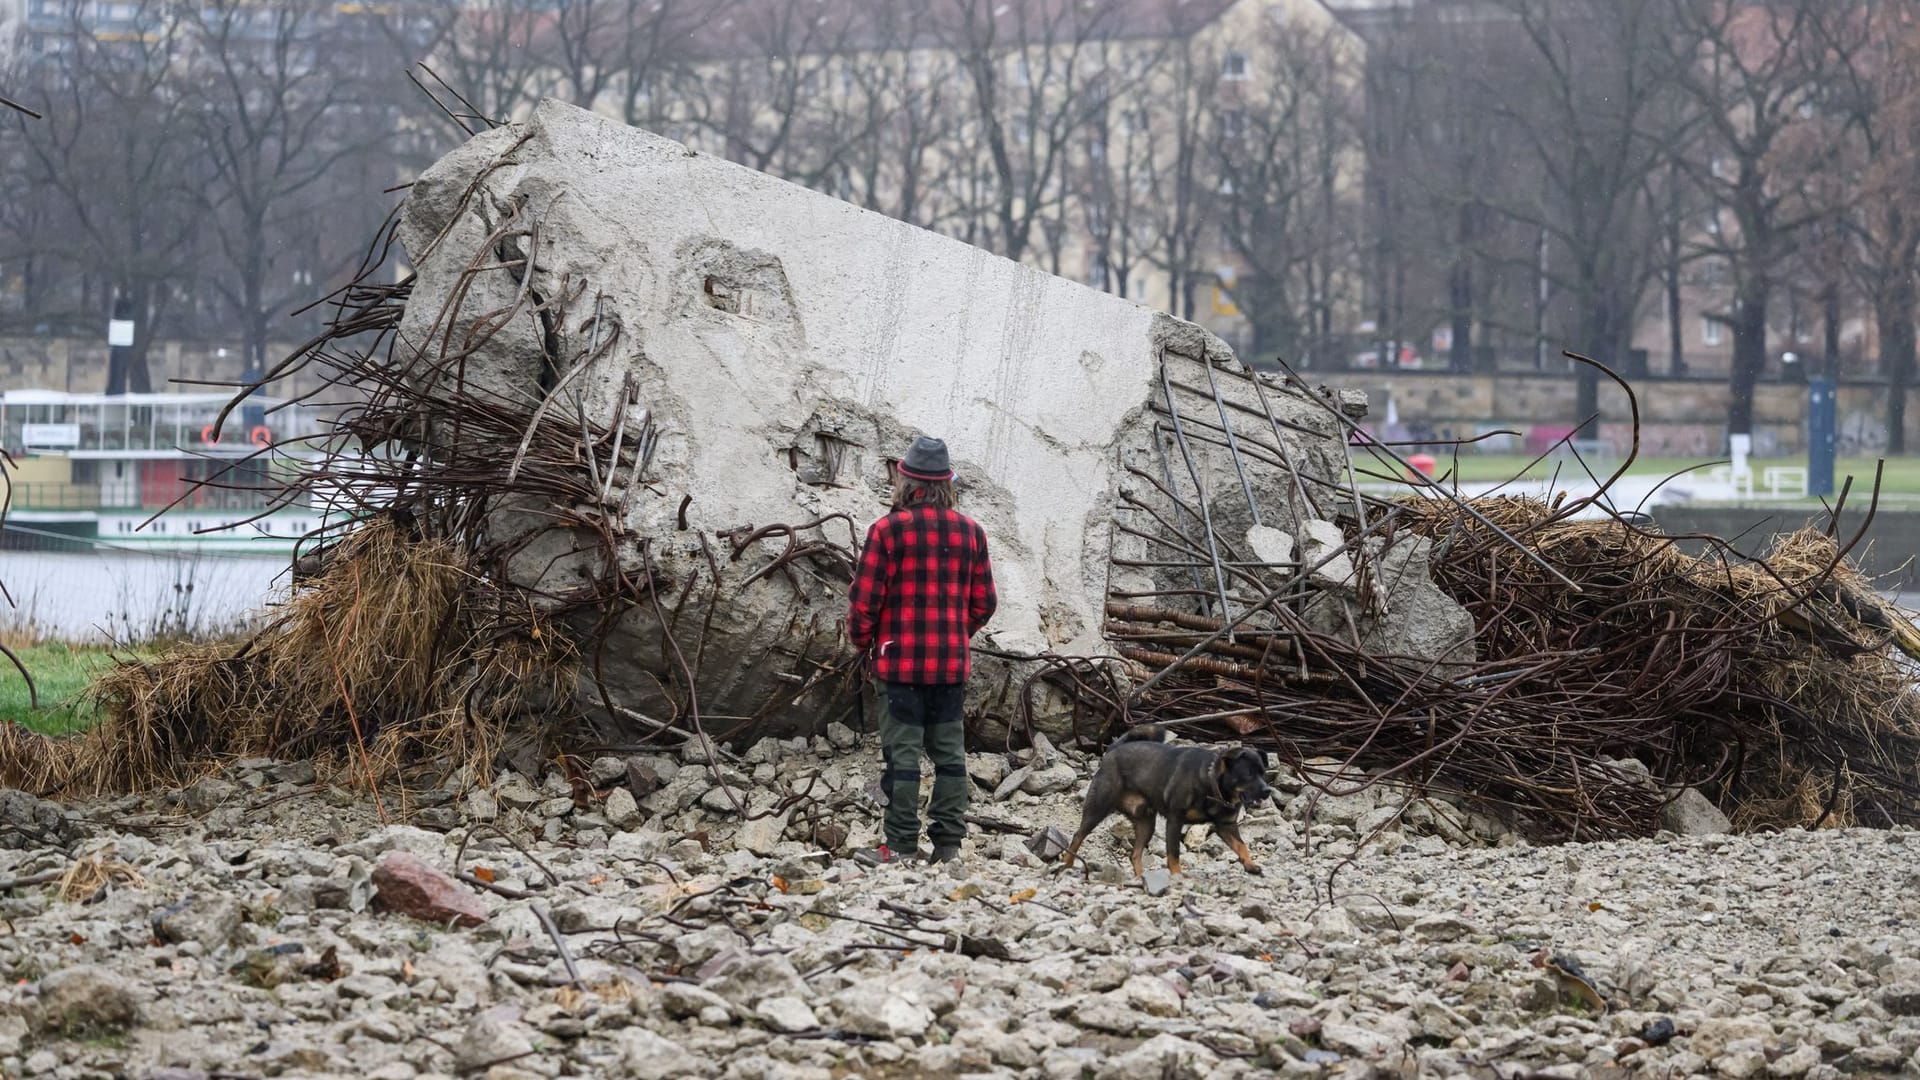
[837,1,964,229]
[431,0,557,124]
[1472,0,1696,424]
[693,0,874,188]
[1668,0,1861,441]
[1210,11,1361,360]
[1076,71,1157,299]
[184,0,404,374]
[612,0,707,132]
[1820,0,1920,451]
[1138,28,1212,320]
[4,0,201,390]
[941,0,1120,263]
[1646,157,1710,376]
[1358,5,1527,374]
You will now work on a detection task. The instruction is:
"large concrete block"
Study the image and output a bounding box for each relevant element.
[389,100,1468,742]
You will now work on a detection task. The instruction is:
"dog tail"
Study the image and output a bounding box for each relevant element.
[1114,724,1170,746]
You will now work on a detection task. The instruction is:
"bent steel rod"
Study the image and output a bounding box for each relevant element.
[1158,352,1235,640]
[1246,368,1321,523]
[1190,348,1261,526]
[1146,419,1212,610]
[1126,509,1401,706]
[1249,356,1581,593]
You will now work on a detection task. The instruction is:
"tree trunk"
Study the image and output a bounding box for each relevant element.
[1573,297,1610,437]
[1449,201,1473,372]
[1880,276,1916,455]
[106,292,133,396]
[1448,257,1472,373]
[1666,265,1686,377]
[1821,282,1841,381]
[242,210,268,383]
[1243,275,1297,362]
[1727,279,1770,437]
[126,281,156,394]
[1575,366,1600,437]
[1664,163,1686,376]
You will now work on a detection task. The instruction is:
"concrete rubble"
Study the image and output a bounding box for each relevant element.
[2,734,1917,1080]
[390,99,1472,743]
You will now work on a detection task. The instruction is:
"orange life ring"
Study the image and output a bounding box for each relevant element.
[201,424,221,445]
[249,426,271,447]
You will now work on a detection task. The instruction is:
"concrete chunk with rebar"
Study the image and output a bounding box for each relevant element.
[388,99,1473,745]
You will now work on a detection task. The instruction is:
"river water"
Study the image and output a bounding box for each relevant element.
[0,549,287,642]
[1,547,1915,648]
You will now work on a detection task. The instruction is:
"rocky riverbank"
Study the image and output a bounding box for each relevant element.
[0,732,1914,1079]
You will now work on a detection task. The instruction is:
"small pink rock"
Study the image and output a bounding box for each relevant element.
[371,852,488,928]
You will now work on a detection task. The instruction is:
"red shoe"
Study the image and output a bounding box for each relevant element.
[854,844,903,867]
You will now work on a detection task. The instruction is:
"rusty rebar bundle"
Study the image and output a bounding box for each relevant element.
[1028,353,1920,841]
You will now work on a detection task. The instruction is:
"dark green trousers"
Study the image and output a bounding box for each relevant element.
[878,681,968,850]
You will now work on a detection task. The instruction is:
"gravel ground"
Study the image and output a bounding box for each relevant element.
[0,732,1915,1080]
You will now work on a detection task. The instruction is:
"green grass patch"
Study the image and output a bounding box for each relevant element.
[0,642,121,735]
[1379,453,1920,496]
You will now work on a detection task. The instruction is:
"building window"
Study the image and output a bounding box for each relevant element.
[1220,109,1245,139]
[1702,318,1724,346]
[1222,51,1248,80]
[1121,108,1148,135]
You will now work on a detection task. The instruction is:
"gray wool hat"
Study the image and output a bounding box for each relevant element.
[896,436,954,481]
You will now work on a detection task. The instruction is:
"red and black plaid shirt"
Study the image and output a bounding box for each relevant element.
[848,503,997,684]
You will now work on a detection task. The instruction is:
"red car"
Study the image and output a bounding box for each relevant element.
[1351,344,1424,369]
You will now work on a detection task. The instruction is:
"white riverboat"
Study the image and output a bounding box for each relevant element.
[0,390,327,554]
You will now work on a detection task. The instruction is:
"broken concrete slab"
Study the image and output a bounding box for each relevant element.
[1298,519,1357,593]
[390,99,1473,745]
[1245,525,1295,569]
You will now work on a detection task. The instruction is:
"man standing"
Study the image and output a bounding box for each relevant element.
[847,436,997,865]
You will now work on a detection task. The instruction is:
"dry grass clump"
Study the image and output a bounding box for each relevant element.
[57,842,147,902]
[0,515,575,797]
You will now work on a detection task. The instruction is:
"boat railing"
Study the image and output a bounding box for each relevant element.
[11,482,103,511]
[11,481,292,512]
[4,396,324,455]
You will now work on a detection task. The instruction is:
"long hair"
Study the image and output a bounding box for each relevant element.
[891,470,955,511]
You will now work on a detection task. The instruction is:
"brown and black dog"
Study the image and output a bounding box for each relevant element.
[1060,725,1271,878]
